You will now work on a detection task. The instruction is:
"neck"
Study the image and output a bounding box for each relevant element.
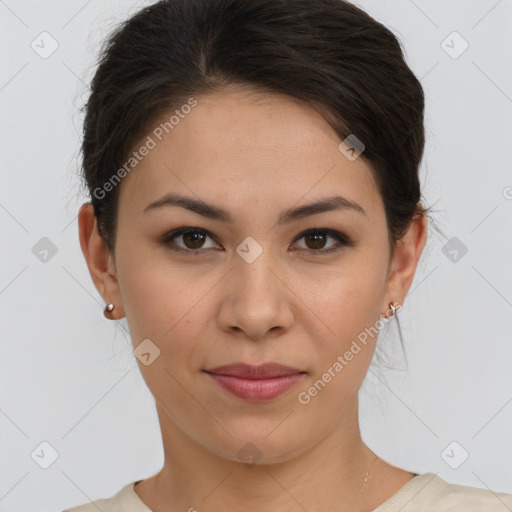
[137,398,383,512]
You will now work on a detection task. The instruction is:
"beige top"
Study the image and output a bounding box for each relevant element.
[63,472,512,511]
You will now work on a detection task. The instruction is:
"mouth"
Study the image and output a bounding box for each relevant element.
[203,362,307,402]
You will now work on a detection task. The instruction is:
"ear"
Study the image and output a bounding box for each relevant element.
[78,203,124,319]
[381,212,427,317]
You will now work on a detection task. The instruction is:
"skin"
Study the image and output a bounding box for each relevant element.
[79,85,427,512]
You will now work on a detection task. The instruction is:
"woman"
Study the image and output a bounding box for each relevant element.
[65,0,512,510]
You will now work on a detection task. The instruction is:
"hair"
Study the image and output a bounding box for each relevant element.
[79,0,439,366]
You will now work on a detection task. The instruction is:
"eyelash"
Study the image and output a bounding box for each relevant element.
[161,226,353,256]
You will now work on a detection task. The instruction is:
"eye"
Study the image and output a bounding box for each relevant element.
[292,228,352,255]
[162,226,353,256]
[162,227,220,254]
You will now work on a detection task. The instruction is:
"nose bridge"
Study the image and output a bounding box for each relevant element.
[220,236,293,338]
[234,236,279,301]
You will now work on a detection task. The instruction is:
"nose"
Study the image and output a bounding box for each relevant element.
[217,247,295,341]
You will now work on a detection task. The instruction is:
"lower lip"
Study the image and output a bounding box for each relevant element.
[205,372,305,402]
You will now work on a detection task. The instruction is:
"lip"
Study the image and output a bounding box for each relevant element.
[205,362,304,378]
[204,363,306,402]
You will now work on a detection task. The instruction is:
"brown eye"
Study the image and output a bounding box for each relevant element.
[162,227,352,256]
[304,232,328,250]
[182,231,207,249]
[293,229,351,255]
[163,227,220,254]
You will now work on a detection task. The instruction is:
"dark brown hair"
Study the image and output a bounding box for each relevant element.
[80,0,434,261]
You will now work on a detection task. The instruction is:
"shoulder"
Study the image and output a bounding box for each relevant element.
[375,472,512,511]
[62,480,152,512]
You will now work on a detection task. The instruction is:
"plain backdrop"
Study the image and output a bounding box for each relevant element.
[0,0,511,510]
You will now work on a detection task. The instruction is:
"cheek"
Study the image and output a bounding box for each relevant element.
[115,245,218,379]
[301,259,386,344]
[297,273,385,407]
[116,254,207,403]
[115,242,195,342]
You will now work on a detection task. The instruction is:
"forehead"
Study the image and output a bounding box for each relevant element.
[117,86,382,223]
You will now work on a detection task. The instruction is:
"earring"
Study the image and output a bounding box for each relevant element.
[381,301,401,319]
[104,303,115,319]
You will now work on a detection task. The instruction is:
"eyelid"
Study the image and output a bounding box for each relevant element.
[161,226,222,253]
[292,227,351,245]
[290,228,352,255]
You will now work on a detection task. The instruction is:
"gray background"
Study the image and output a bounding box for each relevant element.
[0,0,511,510]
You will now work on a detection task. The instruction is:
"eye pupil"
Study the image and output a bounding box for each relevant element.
[305,233,326,250]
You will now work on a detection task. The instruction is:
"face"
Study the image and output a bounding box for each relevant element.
[80,85,426,464]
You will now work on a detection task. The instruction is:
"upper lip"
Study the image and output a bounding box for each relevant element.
[204,362,305,379]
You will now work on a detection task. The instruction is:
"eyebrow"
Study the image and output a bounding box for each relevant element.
[143,192,366,224]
